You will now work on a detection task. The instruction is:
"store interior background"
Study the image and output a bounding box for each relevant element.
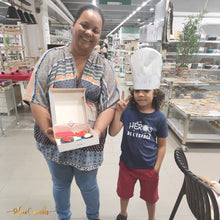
[0,0,220,57]
[0,0,220,219]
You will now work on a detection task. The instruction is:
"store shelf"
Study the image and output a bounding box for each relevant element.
[189,69,220,72]
[0,80,20,118]
[161,73,220,149]
[167,117,220,143]
[169,40,220,44]
[0,24,26,71]
[118,72,125,78]
[162,77,218,86]
[161,77,220,103]
[50,35,70,44]
[125,81,133,86]
[166,52,220,56]
[167,99,220,146]
[166,38,220,66]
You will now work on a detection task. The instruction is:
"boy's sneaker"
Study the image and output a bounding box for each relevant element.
[116,214,127,220]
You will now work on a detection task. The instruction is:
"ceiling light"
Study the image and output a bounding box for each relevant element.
[150,8,154,11]
[107,2,122,5]
[107,0,152,37]
[0,0,11,6]
[29,13,37,24]
[24,11,33,24]
[6,5,20,20]
[17,9,28,23]
[141,2,147,7]
[92,0,96,5]
[136,6,141,12]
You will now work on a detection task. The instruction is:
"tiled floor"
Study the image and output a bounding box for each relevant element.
[0,76,219,220]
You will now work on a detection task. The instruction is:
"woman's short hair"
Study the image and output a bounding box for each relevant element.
[74,4,104,27]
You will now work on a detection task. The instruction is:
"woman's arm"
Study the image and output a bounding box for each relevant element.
[93,108,115,137]
[154,137,167,173]
[30,103,56,143]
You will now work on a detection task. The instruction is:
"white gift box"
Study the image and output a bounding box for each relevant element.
[49,88,99,152]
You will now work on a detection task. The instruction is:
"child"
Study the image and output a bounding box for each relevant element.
[109,48,168,220]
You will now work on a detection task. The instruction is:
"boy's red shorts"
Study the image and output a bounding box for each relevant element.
[117,161,159,204]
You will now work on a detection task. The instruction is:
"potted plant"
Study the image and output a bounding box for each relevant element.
[5,35,11,45]
[176,10,206,75]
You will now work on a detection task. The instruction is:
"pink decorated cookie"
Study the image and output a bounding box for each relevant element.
[55,131,75,139]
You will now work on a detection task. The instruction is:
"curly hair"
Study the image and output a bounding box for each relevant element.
[129,88,165,110]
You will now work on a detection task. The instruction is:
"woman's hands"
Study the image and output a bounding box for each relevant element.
[45,127,56,144]
[30,103,56,144]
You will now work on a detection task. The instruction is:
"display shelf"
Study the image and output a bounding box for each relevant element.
[167,100,220,146]
[0,82,22,115]
[161,74,220,150]
[166,52,220,56]
[169,99,220,117]
[138,41,161,52]
[124,70,133,86]
[0,114,3,135]
[0,80,19,125]
[0,24,26,71]
[189,69,220,72]
[169,40,220,44]
[125,81,133,86]
[166,38,220,65]
[113,49,133,79]
[167,98,220,149]
[161,76,220,102]
[118,72,125,78]
[167,117,220,143]
[50,35,70,44]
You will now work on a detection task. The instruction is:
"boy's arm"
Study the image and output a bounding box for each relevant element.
[109,91,130,136]
[154,137,167,173]
[109,110,124,136]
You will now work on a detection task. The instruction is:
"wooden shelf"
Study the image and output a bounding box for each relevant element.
[169,39,220,43]
[0,24,25,71]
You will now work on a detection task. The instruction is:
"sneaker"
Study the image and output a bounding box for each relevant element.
[116,214,127,220]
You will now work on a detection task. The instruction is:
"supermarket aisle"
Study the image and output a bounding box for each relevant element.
[0,76,219,220]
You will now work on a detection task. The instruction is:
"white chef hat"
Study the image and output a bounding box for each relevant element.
[130,47,162,90]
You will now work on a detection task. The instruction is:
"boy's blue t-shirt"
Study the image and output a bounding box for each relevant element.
[120,105,168,169]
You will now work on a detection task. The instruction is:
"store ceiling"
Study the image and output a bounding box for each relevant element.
[57,0,161,39]
[54,0,220,39]
[0,0,220,39]
[0,1,16,25]
[173,0,220,14]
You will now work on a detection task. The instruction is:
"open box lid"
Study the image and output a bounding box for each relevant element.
[49,88,88,125]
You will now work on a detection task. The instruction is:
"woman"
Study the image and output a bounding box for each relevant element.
[24,4,119,220]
